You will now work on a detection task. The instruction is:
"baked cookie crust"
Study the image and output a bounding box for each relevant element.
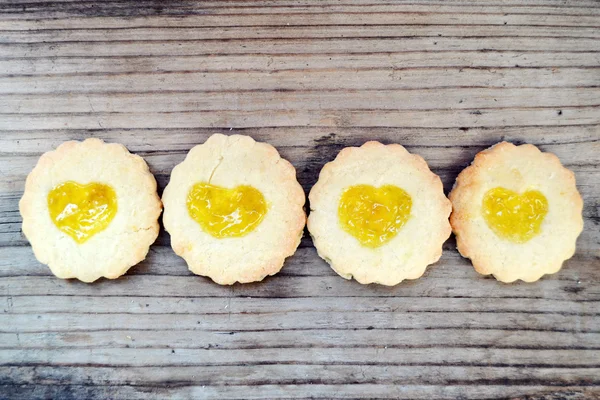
[449,141,584,283]
[19,138,162,282]
[162,134,306,285]
[308,141,452,286]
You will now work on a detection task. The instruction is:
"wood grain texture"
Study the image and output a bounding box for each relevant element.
[0,1,599,399]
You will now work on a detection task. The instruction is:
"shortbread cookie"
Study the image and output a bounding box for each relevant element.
[308,141,451,286]
[450,142,583,283]
[20,138,162,282]
[162,134,306,285]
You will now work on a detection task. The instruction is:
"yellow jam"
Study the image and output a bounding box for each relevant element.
[482,187,548,243]
[48,181,118,244]
[187,182,267,238]
[338,184,412,248]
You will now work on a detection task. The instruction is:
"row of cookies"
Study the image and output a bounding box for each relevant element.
[20,134,583,285]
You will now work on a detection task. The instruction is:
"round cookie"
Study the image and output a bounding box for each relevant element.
[162,134,306,285]
[449,141,583,283]
[308,141,452,286]
[20,138,162,282]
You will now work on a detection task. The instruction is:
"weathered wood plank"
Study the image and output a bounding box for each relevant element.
[1,108,599,131]
[3,26,600,45]
[3,293,600,316]
[3,126,598,153]
[2,52,599,76]
[3,3,600,19]
[2,365,600,386]
[1,274,598,302]
[3,38,600,59]
[4,0,600,7]
[2,328,599,350]
[3,309,599,333]
[2,348,599,366]
[2,88,599,113]
[1,13,599,30]
[2,68,598,94]
[1,384,598,400]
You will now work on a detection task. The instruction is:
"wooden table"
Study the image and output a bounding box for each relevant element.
[1,1,599,399]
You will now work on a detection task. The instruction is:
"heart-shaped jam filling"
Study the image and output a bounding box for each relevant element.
[482,187,548,243]
[338,184,412,248]
[48,181,118,244]
[187,182,267,238]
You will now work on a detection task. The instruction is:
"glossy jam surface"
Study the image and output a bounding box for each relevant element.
[482,187,548,243]
[187,182,267,238]
[48,181,118,244]
[338,184,412,248]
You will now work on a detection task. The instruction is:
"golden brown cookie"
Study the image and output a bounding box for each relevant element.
[20,138,162,282]
[308,141,452,285]
[162,134,306,285]
[450,142,584,282]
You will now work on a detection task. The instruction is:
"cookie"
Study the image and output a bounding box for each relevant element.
[449,141,584,282]
[308,141,452,286]
[20,138,162,282]
[162,134,306,285]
